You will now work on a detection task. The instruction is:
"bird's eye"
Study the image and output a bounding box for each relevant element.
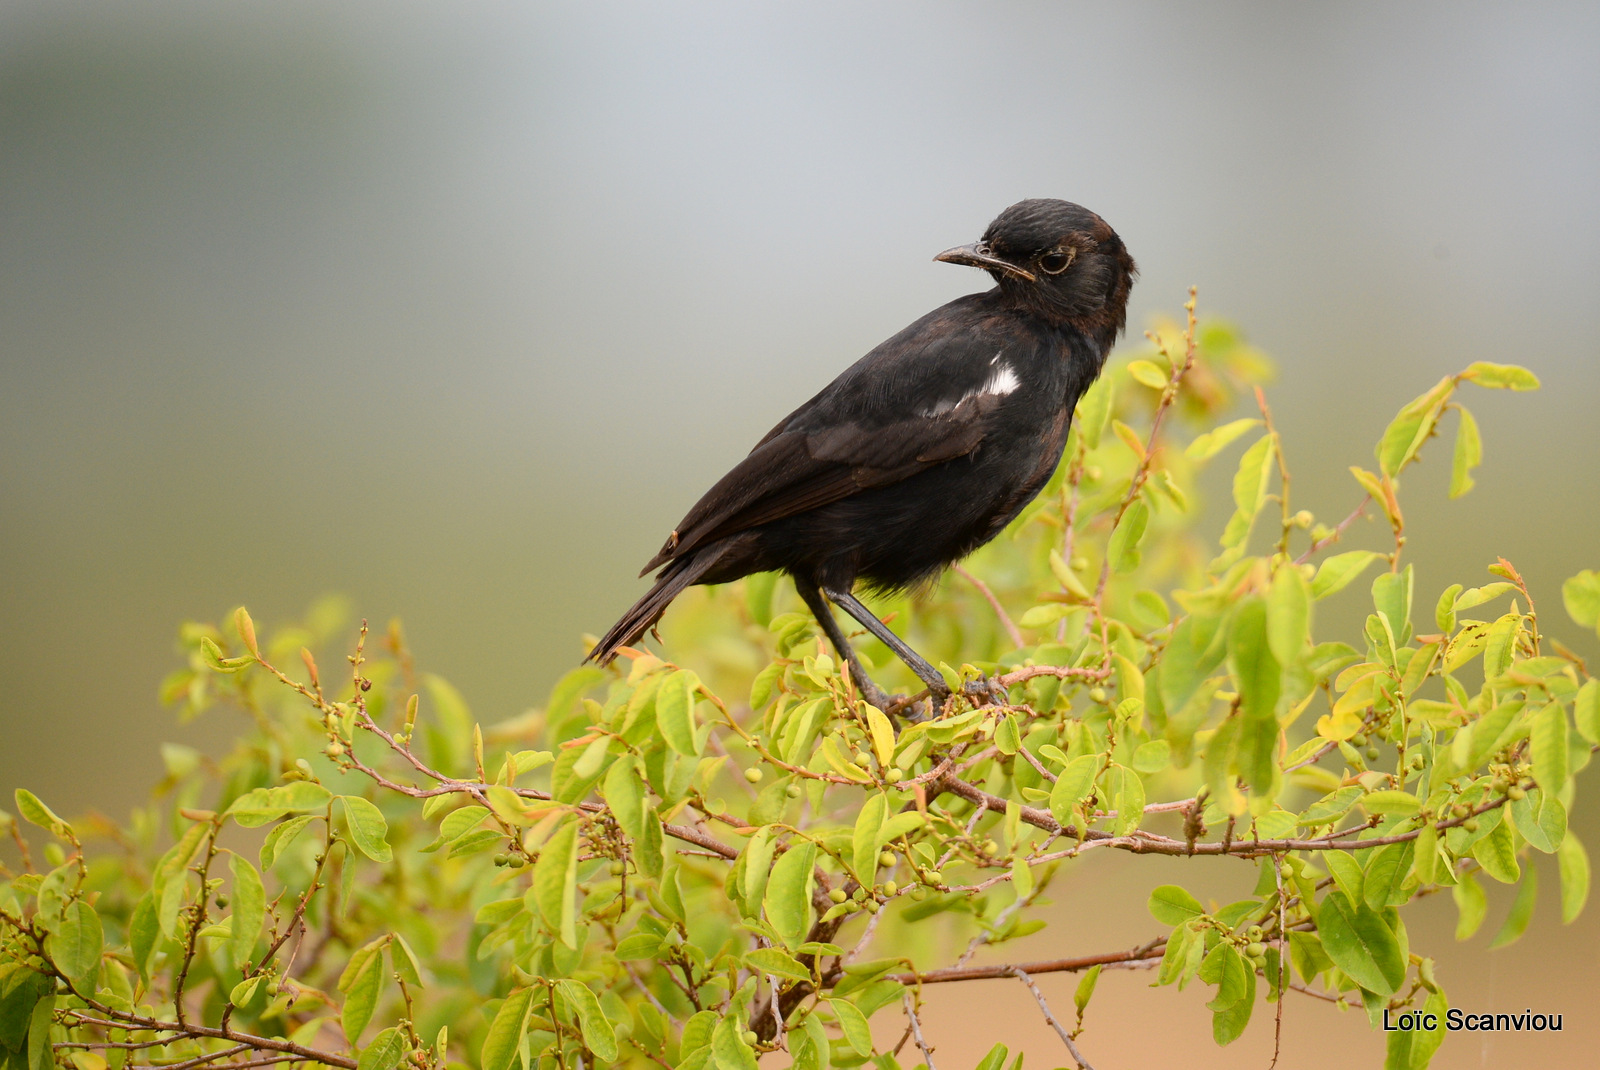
[1039,249,1074,275]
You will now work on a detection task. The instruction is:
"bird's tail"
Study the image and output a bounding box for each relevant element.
[585,547,725,665]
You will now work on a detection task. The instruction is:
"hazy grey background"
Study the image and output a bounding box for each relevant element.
[2,3,1597,1063]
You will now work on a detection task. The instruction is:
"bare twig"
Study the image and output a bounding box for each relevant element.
[902,992,938,1070]
[1011,967,1096,1070]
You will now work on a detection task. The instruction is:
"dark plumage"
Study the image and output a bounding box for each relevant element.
[588,199,1136,710]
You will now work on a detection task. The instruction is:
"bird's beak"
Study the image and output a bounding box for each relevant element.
[934,242,1037,282]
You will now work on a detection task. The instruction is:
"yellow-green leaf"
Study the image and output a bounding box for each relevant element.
[1108,498,1150,573]
[1449,404,1482,498]
[340,796,393,863]
[1127,359,1169,389]
[1186,418,1262,461]
[227,854,265,970]
[655,670,700,756]
[45,900,102,990]
[557,979,618,1063]
[1559,832,1590,924]
[1462,361,1540,390]
[829,998,874,1056]
[764,841,816,950]
[480,987,533,1070]
[1311,552,1380,601]
[531,822,579,948]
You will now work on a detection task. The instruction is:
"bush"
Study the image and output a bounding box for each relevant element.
[2,294,1595,1070]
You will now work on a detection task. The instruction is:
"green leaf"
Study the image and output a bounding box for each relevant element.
[1530,702,1570,796]
[1363,842,1415,909]
[1434,584,1461,633]
[1312,552,1381,601]
[1107,763,1145,835]
[603,758,646,842]
[1074,963,1102,1018]
[1574,680,1600,744]
[13,790,70,839]
[1488,863,1538,949]
[260,814,316,870]
[1462,361,1540,390]
[740,826,776,907]
[994,713,1021,756]
[27,994,54,1070]
[0,963,50,1051]
[1201,944,1247,1011]
[1472,818,1520,883]
[1562,570,1600,635]
[357,1028,406,1070]
[745,946,810,982]
[1317,891,1405,996]
[340,796,393,863]
[1132,739,1170,774]
[1074,375,1113,450]
[1449,404,1482,498]
[830,998,874,1056]
[712,1016,760,1070]
[1186,418,1263,461]
[531,822,579,948]
[480,987,533,1070]
[1147,885,1205,926]
[655,670,701,756]
[1323,850,1365,904]
[1211,961,1255,1046]
[340,943,384,1043]
[557,979,618,1063]
[227,782,333,828]
[1267,563,1311,666]
[973,1043,1009,1070]
[1372,565,1413,645]
[1383,986,1447,1070]
[1377,376,1453,477]
[1232,435,1275,516]
[1228,598,1280,796]
[390,932,425,989]
[1362,791,1420,816]
[1299,787,1363,826]
[852,792,889,880]
[1108,498,1150,573]
[1127,359,1169,389]
[44,900,101,990]
[1558,832,1590,924]
[1453,872,1489,940]
[765,841,817,950]
[1048,755,1101,826]
[227,853,265,970]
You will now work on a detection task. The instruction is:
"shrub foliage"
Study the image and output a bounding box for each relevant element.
[3,294,1596,1070]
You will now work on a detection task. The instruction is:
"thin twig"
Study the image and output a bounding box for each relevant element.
[902,992,937,1070]
[954,565,1025,650]
[1011,967,1096,1070]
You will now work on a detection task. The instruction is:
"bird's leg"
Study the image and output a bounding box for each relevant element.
[820,587,953,699]
[823,587,1008,710]
[794,580,896,712]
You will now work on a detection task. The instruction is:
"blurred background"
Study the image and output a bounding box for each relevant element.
[2,2,1597,1065]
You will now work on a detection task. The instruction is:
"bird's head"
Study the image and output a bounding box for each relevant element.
[936,198,1137,344]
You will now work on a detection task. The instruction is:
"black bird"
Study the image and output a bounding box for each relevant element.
[588,199,1136,711]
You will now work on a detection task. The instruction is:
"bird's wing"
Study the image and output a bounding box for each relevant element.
[639,296,1027,574]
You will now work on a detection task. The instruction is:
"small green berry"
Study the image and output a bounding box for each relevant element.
[1292,510,1314,529]
[215,894,229,909]
[744,767,764,784]
[982,839,999,856]
[884,767,904,783]
[1350,733,1367,747]
[742,1030,759,1046]
[609,860,626,875]
[785,783,803,798]
[492,853,509,867]
[1070,556,1090,572]
[1247,925,1264,942]
[882,881,899,896]
[864,900,880,914]
[1464,817,1480,832]
[1365,746,1380,761]
[1247,942,1266,959]
[1089,687,1108,704]
[879,850,896,868]
[926,870,944,885]
[1507,785,1526,801]
[829,888,848,904]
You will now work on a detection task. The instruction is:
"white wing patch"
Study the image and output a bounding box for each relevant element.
[921,361,1022,417]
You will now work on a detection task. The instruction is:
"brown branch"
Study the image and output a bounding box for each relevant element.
[63,1003,355,1070]
[893,939,1166,985]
